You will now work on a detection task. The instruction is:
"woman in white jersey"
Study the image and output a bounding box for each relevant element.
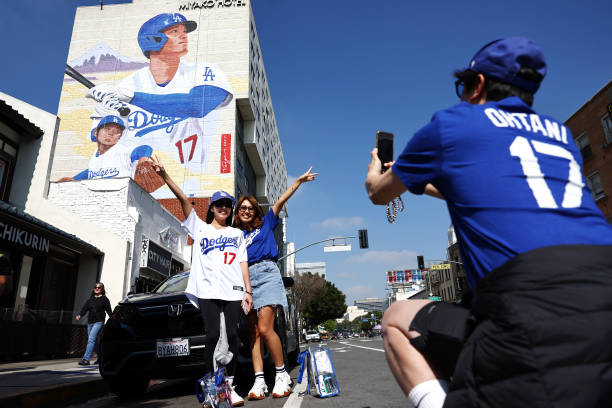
[151,157,252,407]
[233,167,317,400]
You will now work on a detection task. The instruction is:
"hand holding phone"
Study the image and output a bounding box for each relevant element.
[376,131,394,172]
[241,299,250,315]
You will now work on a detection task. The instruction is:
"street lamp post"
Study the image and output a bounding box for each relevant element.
[277,236,356,262]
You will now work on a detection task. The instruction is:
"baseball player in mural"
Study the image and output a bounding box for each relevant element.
[58,115,163,192]
[85,12,234,196]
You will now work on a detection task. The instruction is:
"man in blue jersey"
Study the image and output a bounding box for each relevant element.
[366,38,612,408]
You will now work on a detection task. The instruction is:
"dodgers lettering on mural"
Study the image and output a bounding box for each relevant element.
[53,4,240,200]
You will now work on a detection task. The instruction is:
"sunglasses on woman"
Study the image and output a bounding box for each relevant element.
[239,205,255,213]
[214,199,233,208]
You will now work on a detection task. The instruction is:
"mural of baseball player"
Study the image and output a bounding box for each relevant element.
[85,13,234,197]
[58,115,159,192]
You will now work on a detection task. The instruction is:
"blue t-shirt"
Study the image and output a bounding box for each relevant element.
[243,209,280,264]
[392,97,612,288]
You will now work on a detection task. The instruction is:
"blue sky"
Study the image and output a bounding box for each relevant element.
[1,0,611,305]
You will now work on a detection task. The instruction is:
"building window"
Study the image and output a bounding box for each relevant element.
[575,132,592,160]
[0,135,17,202]
[587,172,605,200]
[601,114,612,145]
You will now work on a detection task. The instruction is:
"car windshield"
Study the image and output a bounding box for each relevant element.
[154,272,189,294]
[307,330,318,335]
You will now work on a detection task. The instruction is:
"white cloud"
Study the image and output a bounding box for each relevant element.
[345,249,418,269]
[310,216,364,230]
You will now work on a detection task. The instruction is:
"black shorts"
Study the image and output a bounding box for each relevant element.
[409,301,473,378]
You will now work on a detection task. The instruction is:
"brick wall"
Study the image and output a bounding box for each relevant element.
[158,197,211,222]
[565,80,612,222]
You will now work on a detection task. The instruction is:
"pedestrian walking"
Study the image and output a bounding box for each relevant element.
[233,167,317,400]
[365,37,612,408]
[151,156,252,407]
[76,282,112,366]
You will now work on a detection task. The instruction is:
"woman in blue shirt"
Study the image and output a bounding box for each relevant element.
[233,167,317,400]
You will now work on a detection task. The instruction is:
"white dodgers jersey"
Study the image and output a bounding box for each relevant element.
[119,62,233,198]
[87,143,135,179]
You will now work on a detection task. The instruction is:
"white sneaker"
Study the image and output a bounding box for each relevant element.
[229,385,244,406]
[272,372,292,398]
[247,379,268,400]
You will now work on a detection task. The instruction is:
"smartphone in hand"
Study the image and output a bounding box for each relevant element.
[376,131,394,172]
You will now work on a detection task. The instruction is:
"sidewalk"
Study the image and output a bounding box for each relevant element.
[0,358,108,408]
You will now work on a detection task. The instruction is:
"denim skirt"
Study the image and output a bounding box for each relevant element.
[249,260,288,310]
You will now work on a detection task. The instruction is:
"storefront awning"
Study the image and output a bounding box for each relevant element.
[0,201,103,256]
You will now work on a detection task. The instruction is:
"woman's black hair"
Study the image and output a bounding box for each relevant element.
[90,282,105,297]
[205,200,234,225]
[454,67,541,107]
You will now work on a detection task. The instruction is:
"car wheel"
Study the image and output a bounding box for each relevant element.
[107,375,150,398]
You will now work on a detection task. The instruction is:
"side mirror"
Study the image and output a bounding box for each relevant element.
[282,276,294,288]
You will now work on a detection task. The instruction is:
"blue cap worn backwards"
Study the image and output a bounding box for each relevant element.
[461,37,547,92]
[96,115,125,130]
[210,191,235,206]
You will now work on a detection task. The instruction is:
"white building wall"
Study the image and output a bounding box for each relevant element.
[48,178,190,296]
[0,92,130,310]
[343,305,368,322]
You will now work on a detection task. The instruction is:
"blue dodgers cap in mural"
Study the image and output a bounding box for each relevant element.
[210,191,235,206]
[96,115,125,129]
[138,13,197,57]
[96,115,125,130]
[460,37,547,92]
[91,115,125,142]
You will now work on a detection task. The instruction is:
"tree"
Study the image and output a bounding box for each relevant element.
[303,281,347,327]
[322,319,338,332]
[292,272,327,329]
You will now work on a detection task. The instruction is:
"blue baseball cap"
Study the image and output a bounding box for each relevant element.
[460,37,547,92]
[96,115,125,130]
[210,191,235,206]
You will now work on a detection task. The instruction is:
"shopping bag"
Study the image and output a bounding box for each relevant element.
[195,366,233,407]
[297,346,340,398]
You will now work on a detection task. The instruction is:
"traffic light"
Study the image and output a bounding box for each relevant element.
[417,255,425,270]
[358,229,369,249]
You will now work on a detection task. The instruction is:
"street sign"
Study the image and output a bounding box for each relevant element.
[428,296,441,301]
[324,244,351,252]
[431,264,451,270]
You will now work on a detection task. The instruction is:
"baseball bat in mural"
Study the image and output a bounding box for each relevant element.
[65,64,131,117]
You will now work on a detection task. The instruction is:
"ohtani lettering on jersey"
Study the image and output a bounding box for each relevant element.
[244,228,261,247]
[484,108,569,144]
[89,168,120,179]
[200,236,239,254]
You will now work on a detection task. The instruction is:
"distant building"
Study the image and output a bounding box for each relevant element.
[389,287,428,303]
[283,241,295,277]
[564,79,612,223]
[296,262,326,279]
[354,297,386,313]
[343,305,368,322]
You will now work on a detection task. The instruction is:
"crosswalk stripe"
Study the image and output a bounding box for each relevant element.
[283,376,307,408]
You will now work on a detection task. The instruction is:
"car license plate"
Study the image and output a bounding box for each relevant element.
[156,338,190,358]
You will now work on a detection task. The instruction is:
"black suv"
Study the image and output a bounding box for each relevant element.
[99,271,299,397]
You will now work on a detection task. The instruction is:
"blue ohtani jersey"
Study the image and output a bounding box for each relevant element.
[392,97,612,288]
